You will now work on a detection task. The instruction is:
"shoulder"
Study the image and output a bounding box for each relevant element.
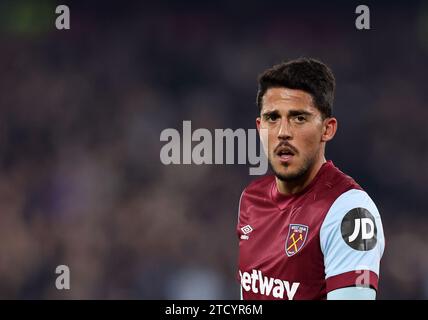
[319,161,363,193]
[308,162,365,214]
[237,175,275,220]
[327,189,379,217]
[319,163,380,226]
[241,175,275,199]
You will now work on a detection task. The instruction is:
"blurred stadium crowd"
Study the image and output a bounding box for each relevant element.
[0,1,427,299]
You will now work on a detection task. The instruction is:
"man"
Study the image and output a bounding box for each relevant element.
[237,58,385,300]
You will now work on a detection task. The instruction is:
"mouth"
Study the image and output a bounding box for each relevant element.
[275,146,296,164]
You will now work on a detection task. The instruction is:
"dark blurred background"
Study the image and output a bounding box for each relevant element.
[0,0,427,299]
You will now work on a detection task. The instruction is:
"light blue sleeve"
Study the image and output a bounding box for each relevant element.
[327,287,376,300]
[320,189,385,290]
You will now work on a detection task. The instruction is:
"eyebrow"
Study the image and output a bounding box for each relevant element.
[287,110,313,117]
[261,109,313,117]
[261,110,279,117]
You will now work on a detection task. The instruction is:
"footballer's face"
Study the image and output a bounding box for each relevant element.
[256,87,336,183]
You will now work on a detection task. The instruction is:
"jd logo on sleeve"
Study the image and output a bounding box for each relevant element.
[341,208,377,251]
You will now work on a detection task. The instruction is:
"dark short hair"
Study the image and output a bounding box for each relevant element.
[256,58,335,118]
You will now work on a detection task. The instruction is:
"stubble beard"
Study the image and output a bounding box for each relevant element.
[269,154,315,183]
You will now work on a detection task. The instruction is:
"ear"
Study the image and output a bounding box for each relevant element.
[256,117,261,132]
[321,117,337,142]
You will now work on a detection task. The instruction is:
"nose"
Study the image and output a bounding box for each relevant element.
[277,118,292,140]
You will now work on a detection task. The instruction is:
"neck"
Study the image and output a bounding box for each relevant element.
[276,155,326,195]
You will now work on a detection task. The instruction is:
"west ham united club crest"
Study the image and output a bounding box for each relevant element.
[285,224,309,257]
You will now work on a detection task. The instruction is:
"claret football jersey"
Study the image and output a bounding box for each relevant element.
[237,160,385,300]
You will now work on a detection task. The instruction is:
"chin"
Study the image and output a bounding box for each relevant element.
[272,163,307,182]
[275,171,301,182]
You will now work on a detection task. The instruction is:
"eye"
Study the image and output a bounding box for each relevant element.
[293,115,307,123]
[264,113,280,122]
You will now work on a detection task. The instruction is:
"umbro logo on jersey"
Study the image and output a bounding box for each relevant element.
[285,224,309,257]
[240,225,253,240]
